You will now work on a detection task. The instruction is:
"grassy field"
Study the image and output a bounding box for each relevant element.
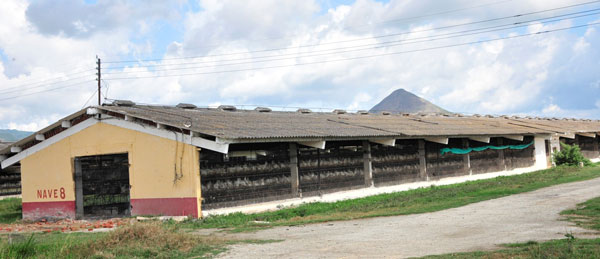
[562,196,600,231]
[1,164,599,257]
[181,165,600,232]
[425,195,600,258]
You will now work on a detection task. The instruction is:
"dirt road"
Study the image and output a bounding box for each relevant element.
[216,177,600,258]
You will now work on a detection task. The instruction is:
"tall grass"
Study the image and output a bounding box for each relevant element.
[0,198,21,224]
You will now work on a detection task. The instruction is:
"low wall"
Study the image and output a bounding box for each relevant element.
[203,162,546,217]
[201,136,545,215]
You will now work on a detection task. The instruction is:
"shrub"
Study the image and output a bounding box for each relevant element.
[553,143,592,167]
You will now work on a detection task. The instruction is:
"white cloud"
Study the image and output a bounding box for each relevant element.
[542,104,561,114]
[1,0,600,132]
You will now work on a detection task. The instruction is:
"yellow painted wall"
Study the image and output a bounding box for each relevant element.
[21,122,201,216]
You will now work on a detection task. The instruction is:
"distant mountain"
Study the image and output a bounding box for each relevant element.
[0,129,33,142]
[369,88,451,114]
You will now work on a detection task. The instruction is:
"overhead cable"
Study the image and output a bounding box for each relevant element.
[103,21,600,80]
[101,10,600,75]
[103,0,600,64]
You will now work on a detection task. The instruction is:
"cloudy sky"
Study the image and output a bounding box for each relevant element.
[0,0,599,131]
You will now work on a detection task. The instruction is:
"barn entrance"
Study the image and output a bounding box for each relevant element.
[74,153,131,219]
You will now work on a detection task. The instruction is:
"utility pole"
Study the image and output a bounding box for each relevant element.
[96,56,101,106]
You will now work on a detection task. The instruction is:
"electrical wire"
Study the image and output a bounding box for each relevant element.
[99,0,515,60]
[0,68,95,91]
[0,73,96,95]
[81,87,98,109]
[347,0,514,29]
[103,0,600,64]
[101,10,600,75]
[103,21,600,80]
[0,80,95,102]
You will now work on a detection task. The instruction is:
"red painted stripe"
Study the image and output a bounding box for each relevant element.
[22,201,76,221]
[131,197,198,218]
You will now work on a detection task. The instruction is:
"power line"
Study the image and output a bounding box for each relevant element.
[99,0,515,61]
[103,21,600,80]
[101,9,600,75]
[103,0,600,64]
[0,69,95,93]
[347,0,514,29]
[81,87,98,109]
[0,73,95,95]
[0,80,95,102]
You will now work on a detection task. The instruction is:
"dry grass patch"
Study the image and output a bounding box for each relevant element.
[0,222,229,258]
[73,222,226,258]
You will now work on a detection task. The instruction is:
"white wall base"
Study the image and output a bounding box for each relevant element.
[202,164,545,217]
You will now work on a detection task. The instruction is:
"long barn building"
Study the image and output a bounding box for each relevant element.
[1,101,599,220]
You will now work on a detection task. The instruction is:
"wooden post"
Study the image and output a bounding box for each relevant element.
[74,158,84,219]
[289,143,299,197]
[362,140,373,187]
[498,138,506,171]
[462,138,471,175]
[418,139,427,181]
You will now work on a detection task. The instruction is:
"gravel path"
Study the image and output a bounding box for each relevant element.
[215,177,600,258]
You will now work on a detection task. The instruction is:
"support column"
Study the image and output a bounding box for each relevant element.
[74,159,84,219]
[289,143,300,197]
[498,138,506,171]
[534,136,548,170]
[362,140,373,187]
[418,139,428,181]
[594,136,599,158]
[462,139,471,175]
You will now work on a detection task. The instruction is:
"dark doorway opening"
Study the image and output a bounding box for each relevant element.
[74,153,131,219]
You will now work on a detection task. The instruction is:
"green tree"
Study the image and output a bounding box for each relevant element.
[553,143,592,167]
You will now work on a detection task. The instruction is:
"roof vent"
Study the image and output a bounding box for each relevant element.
[218,105,237,111]
[176,103,197,109]
[112,100,136,107]
[255,107,272,113]
[333,109,346,114]
[357,110,369,115]
[297,108,312,114]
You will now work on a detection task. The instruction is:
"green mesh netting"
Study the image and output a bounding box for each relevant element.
[440,141,534,155]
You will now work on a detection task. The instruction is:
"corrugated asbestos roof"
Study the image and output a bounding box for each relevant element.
[0,142,12,150]
[2,103,600,159]
[97,105,600,140]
